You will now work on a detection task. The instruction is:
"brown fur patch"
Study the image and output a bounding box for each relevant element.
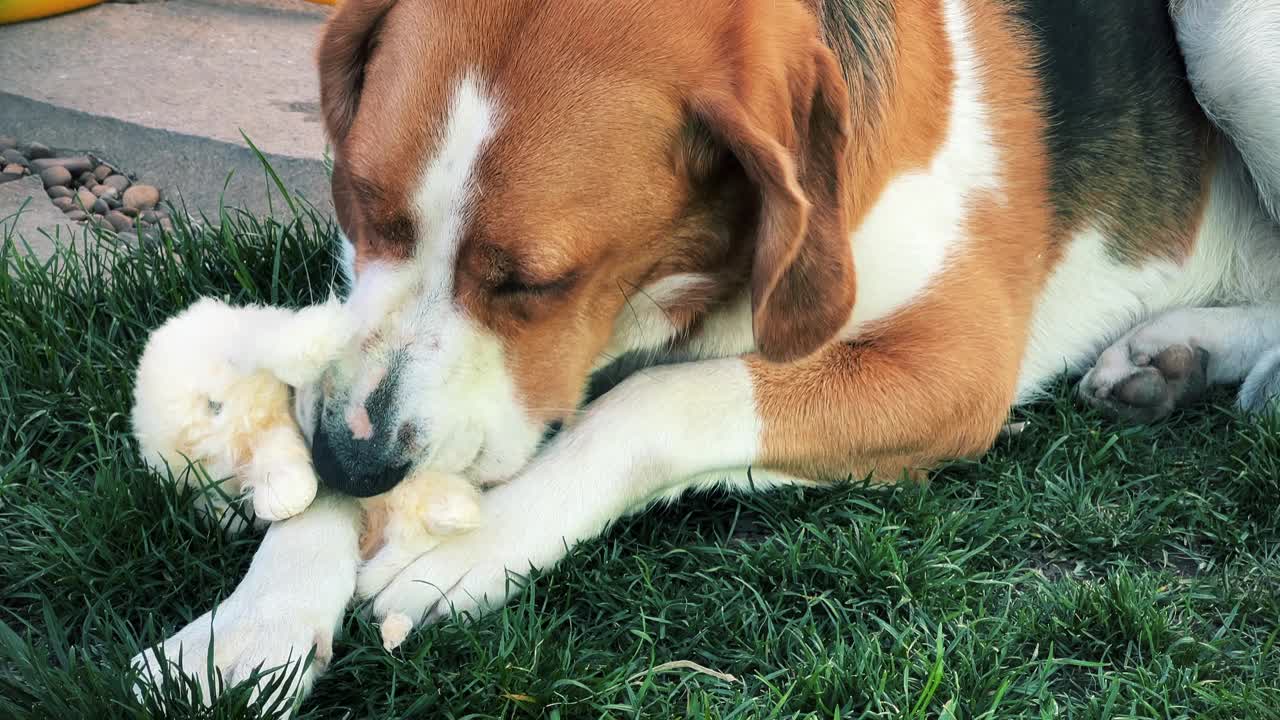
[753,0,1057,480]
[358,497,389,560]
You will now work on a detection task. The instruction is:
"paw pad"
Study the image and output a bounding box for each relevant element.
[1082,344,1209,424]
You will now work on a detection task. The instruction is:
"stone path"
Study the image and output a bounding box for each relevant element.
[0,0,333,246]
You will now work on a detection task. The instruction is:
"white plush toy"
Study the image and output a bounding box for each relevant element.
[131,296,483,649]
[131,296,355,526]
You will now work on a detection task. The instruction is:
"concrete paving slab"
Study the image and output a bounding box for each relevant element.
[1,175,91,265]
[0,0,334,217]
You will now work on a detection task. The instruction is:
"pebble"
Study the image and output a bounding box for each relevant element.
[3,163,25,176]
[48,186,74,199]
[92,185,118,200]
[52,197,75,211]
[117,205,139,218]
[24,142,52,160]
[139,210,158,224]
[0,170,21,184]
[2,149,27,166]
[75,188,96,209]
[40,166,72,188]
[122,184,160,211]
[102,174,131,194]
[0,136,16,151]
[116,231,139,245]
[86,215,114,233]
[65,209,88,221]
[92,198,110,215]
[31,156,92,175]
[106,195,122,209]
[93,165,113,182]
[106,211,134,232]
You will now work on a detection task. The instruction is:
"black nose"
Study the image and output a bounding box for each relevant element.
[310,366,410,498]
[310,422,409,498]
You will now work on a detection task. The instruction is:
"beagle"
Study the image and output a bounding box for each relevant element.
[133,0,1280,707]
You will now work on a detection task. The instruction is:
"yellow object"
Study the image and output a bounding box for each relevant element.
[0,0,103,24]
[0,0,333,25]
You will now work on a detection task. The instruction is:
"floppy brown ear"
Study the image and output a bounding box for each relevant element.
[692,45,855,363]
[316,0,397,143]
[317,0,396,246]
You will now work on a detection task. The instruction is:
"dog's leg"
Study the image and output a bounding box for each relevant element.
[1173,0,1280,222]
[1239,345,1280,413]
[359,332,1015,633]
[1079,304,1280,422]
[131,492,361,715]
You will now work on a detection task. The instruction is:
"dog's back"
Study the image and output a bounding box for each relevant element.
[1010,0,1212,260]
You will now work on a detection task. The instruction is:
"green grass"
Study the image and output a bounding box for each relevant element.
[2,204,1279,719]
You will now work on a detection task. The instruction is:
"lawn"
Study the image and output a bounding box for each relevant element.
[2,202,1279,719]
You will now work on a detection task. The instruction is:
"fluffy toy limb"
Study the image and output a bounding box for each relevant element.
[132,295,352,530]
[356,470,482,651]
[227,296,356,389]
[245,424,321,522]
[386,469,483,540]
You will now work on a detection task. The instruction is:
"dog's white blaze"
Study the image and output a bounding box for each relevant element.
[411,74,495,288]
[841,0,1000,336]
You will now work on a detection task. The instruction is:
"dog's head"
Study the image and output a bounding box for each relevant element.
[311,0,855,496]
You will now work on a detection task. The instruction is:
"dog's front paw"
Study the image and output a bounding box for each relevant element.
[131,497,359,715]
[130,598,332,717]
[358,525,534,651]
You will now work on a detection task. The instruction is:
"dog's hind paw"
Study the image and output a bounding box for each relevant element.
[1238,346,1280,415]
[1079,343,1209,424]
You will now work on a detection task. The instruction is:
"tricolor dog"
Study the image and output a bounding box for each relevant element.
[134,0,1280,707]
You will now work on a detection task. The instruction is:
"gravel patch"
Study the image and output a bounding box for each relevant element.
[0,135,171,243]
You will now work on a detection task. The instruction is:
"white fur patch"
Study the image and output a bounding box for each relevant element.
[1016,141,1280,402]
[594,273,715,369]
[841,0,1000,335]
[680,289,756,361]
